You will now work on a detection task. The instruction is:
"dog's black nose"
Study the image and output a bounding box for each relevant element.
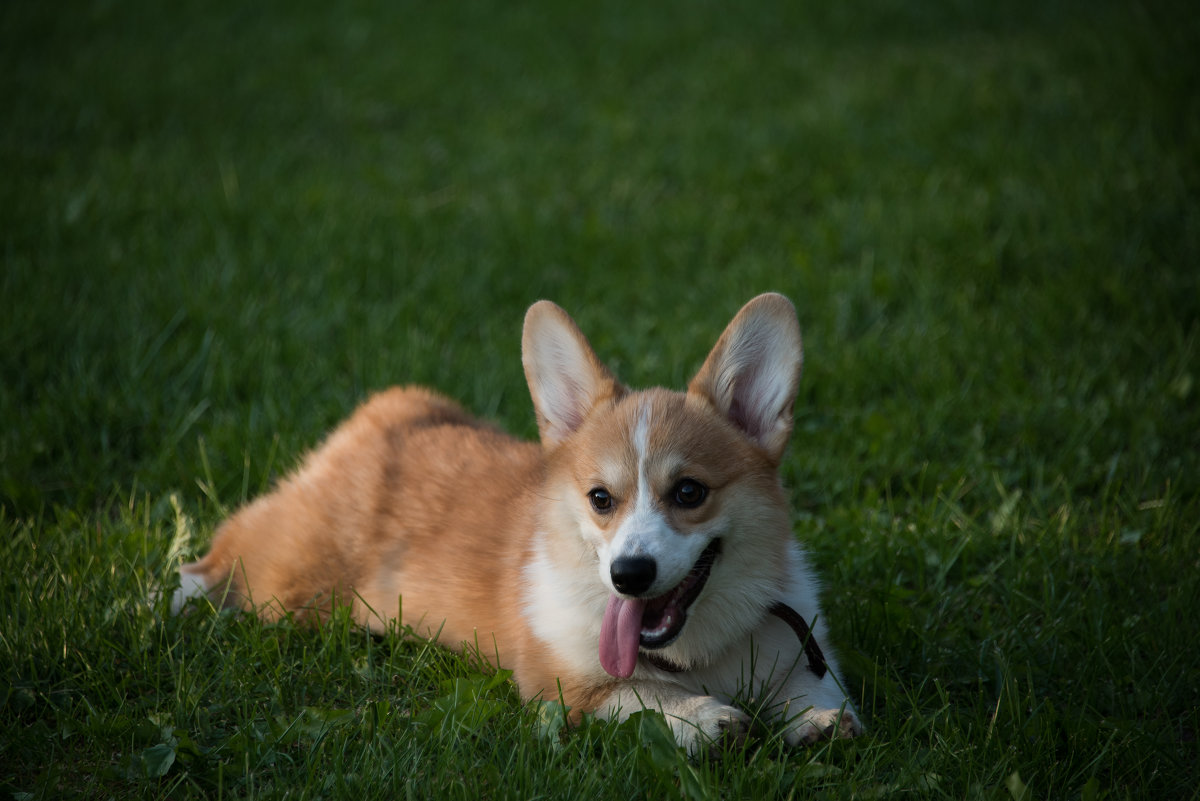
[610,556,657,596]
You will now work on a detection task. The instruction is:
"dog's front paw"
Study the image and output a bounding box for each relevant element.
[784,706,862,747]
[669,696,751,755]
[707,702,752,746]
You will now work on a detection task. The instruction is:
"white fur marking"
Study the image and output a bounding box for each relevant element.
[630,401,655,541]
[634,401,652,465]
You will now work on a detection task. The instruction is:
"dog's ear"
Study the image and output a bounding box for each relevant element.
[523,301,623,447]
[688,293,803,463]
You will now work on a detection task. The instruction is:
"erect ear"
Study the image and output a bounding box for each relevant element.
[688,293,803,463]
[522,300,623,447]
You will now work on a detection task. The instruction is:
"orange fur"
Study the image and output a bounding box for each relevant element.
[183,386,609,709]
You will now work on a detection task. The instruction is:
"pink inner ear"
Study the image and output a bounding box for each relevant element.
[555,384,585,434]
[540,376,590,439]
[728,394,763,442]
[726,362,773,444]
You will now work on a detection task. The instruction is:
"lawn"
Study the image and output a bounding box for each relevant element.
[2,0,1198,798]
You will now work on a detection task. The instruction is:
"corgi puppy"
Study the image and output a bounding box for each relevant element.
[173,293,862,752]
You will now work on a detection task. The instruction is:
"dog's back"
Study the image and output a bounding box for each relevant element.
[176,387,540,643]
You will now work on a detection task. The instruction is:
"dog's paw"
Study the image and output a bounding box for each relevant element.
[670,697,752,756]
[783,707,862,747]
[708,703,752,746]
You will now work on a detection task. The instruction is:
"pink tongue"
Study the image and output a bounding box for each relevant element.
[599,595,646,678]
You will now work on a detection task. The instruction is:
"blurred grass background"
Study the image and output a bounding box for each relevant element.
[2,0,1197,798]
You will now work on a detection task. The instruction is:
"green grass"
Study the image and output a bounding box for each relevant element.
[3,0,1198,798]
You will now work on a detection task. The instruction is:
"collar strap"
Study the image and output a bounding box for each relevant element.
[767,601,828,679]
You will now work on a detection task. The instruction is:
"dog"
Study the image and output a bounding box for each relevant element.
[172,293,862,752]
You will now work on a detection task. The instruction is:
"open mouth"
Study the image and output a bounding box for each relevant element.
[598,539,721,678]
[638,538,720,648]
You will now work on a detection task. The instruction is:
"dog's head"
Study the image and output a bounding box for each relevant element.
[523,294,804,677]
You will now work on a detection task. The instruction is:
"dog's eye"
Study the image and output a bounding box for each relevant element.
[588,487,613,513]
[672,479,708,508]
